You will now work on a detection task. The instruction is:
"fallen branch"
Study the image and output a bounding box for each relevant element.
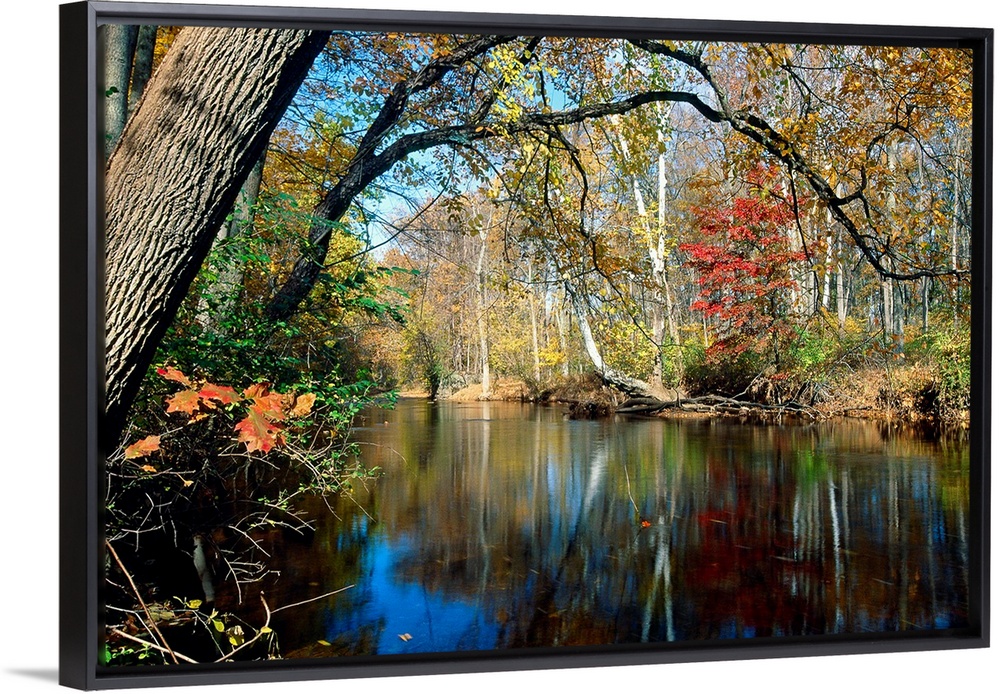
[108,629,198,664]
[271,584,355,614]
[215,593,272,663]
[106,540,180,664]
[616,393,825,420]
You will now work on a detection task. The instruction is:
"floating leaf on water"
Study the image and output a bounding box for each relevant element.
[398,633,412,642]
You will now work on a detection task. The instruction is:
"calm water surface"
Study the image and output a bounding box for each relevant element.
[260,399,969,658]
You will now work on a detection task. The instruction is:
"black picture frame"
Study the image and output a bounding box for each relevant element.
[59,1,992,689]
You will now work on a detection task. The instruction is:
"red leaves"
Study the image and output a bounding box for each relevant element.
[156,366,191,387]
[234,404,285,453]
[235,384,289,453]
[160,367,244,419]
[682,176,811,361]
[246,389,285,421]
[198,383,241,405]
[154,366,316,455]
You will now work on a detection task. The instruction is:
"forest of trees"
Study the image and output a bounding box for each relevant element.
[105,26,973,437]
[100,23,973,666]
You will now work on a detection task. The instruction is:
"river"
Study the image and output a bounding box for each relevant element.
[258,398,970,658]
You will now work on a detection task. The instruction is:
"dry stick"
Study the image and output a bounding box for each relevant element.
[217,551,244,605]
[105,540,180,664]
[109,629,199,664]
[271,584,355,615]
[214,593,272,663]
[622,463,640,517]
[213,586,356,663]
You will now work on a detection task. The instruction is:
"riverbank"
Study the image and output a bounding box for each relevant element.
[402,366,968,428]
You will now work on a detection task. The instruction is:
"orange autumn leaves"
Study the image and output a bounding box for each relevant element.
[123,367,317,459]
[231,382,317,453]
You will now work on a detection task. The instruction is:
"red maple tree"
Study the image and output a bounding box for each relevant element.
[681,171,808,369]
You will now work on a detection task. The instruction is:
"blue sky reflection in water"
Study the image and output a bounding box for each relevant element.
[269,399,969,657]
[319,534,502,655]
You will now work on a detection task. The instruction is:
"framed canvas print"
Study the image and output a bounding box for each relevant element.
[59,0,991,689]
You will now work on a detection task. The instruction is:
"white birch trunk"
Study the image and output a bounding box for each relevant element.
[476,225,491,398]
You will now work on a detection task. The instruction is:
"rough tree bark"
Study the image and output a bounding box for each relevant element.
[104,26,329,444]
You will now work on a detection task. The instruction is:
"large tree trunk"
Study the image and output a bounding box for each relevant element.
[104,26,329,444]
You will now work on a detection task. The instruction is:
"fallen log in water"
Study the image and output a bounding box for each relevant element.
[615,393,824,420]
[615,397,672,415]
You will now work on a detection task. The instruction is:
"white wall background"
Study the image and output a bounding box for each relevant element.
[1,1,994,692]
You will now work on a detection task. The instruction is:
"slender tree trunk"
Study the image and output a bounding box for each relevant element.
[788,223,805,317]
[950,147,963,324]
[882,277,896,348]
[564,281,660,397]
[103,24,139,158]
[821,230,833,312]
[128,25,158,116]
[613,118,671,389]
[476,226,491,398]
[883,142,903,352]
[527,259,542,383]
[921,276,930,333]
[831,200,848,334]
[105,26,329,444]
[195,153,266,332]
[663,281,682,380]
[555,297,570,377]
[836,257,848,336]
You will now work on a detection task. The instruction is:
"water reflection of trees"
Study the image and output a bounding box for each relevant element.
[275,403,969,654]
